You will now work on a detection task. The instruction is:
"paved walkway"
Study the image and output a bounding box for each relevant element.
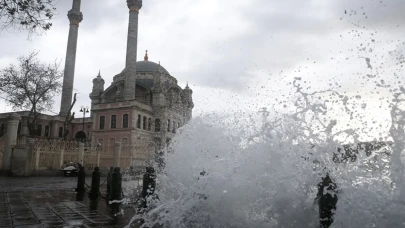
[0,177,142,228]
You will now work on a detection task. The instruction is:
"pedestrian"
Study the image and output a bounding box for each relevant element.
[316,173,338,228]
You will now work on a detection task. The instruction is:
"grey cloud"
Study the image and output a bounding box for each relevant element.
[0,0,404,114]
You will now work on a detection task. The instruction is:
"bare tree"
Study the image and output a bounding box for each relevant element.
[0,51,63,136]
[0,0,57,34]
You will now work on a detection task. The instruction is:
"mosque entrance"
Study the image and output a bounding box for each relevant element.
[75,131,86,141]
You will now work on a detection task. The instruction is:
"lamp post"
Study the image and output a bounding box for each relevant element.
[79,106,89,131]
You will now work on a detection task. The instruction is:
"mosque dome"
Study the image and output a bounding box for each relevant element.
[135,60,170,75]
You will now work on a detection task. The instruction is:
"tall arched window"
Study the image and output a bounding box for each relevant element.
[167,119,170,132]
[143,116,147,130]
[111,115,117,129]
[155,119,161,132]
[148,118,152,131]
[99,116,105,130]
[137,115,141,128]
[123,114,129,128]
[44,125,50,137]
[172,121,176,133]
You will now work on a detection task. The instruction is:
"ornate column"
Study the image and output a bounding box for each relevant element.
[2,113,21,171]
[124,0,142,100]
[59,0,83,116]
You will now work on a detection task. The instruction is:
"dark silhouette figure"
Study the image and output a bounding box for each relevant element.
[317,173,338,228]
[76,164,85,192]
[110,167,122,201]
[106,166,114,197]
[89,167,101,197]
[140,166,157,208]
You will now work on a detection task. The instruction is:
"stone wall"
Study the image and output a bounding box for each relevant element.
[2,138,142,176]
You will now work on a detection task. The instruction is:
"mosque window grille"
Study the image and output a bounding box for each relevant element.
[148,118,152,131]
[111,115,117,129]
[137,115,141,128]
[123,114,129,128]
[44,125,50,137]
[155,119,161,132]
[167,119,171,132]
[99,116,105,130]
[143,116,147,130]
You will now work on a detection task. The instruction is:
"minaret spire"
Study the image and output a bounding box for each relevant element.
[124,0,142,100]
[59,0,83,116]
[144,50,148,61]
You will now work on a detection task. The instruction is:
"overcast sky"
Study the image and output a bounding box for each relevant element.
[0,0,404,140]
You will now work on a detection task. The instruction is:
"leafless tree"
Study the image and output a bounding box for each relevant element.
[0,51,63,136]
[0,0,57,34]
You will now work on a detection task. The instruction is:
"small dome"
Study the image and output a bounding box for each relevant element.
[123,61,170,75]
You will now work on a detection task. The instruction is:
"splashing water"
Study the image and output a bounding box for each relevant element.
[125,83,405,228]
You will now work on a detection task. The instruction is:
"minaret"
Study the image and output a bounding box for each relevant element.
[90,70,105,102]
[59,0,83,116]
[124,0,142,101]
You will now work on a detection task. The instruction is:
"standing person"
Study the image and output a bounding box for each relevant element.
[106,166,114,197]
[316,173,338,228]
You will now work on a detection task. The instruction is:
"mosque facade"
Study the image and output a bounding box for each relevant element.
[0,0,193,167]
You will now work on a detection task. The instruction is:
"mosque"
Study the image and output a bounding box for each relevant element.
[0,0,194,165]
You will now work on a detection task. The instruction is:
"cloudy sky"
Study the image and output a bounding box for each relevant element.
[0,0,404,140]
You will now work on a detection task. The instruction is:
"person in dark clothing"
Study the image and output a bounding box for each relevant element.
[316,173,338,228]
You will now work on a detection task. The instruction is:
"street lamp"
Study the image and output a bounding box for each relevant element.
[79,106,89,131]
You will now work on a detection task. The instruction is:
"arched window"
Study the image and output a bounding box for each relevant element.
[172,121,175,133]
[37,124,42,136]
[148,118,152,131]
[99,116,105,130]
[123,114,129,128]
[137,115,141,128]
[143,116,147,130]
[111,115,117,129]
[58,127,63,138]
[155,119,161,132]
[167,119,170,132]
[44,125,50,137]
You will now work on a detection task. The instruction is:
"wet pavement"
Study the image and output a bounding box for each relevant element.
[0,176,144,228]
